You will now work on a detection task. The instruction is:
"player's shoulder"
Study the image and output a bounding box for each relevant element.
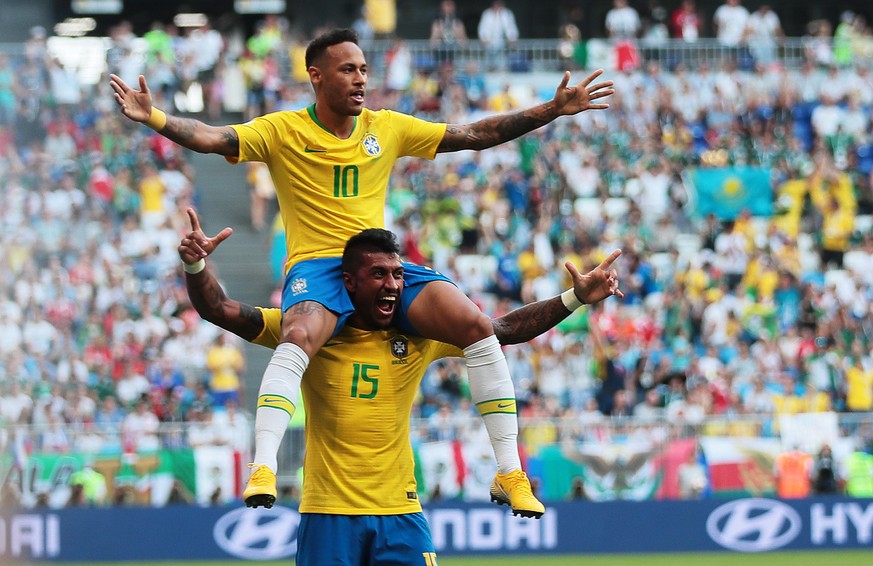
[247,108,308,126]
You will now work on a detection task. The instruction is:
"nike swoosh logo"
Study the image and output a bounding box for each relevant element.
[304,146,327,153]
[497,403,513,409]
[262,397,283,404]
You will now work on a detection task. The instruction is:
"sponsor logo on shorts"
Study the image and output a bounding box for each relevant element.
[291,278,307,296]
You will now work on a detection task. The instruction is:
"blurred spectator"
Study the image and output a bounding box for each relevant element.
[205,333,245,407]
[68,461,107,506]
[812,443,839,494]
[247,162,276,232]
[187,407,221,447]
[0,53,15,126]
[431,0,468,65]
[833,11,858,68]
[477,0,519,72]
[670,0,702,42]
[384,37,414,92]
[213,399,252,455]
[122,398,160,452]
[819,195,853,270]
[605,0,641,39]
[844,449,873,497]
[677,447,708,499]
[745,4,782,66]
[774,446,813,498]
[365,0,397,39]
[713,0,749,47]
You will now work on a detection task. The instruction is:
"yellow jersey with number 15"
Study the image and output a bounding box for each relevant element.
[300,326,462,515]
[229,105,446,272]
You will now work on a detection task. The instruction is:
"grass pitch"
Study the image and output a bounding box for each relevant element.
[18,550,873,565]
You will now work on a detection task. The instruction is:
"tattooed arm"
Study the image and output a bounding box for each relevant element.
[185,265,266,342]
[492,296,574,346]
[492,250,624,346]
[437,69,614,153]
[178,208,265,342]
[109,74,239,157]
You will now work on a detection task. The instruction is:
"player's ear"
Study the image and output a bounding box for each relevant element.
[342,271,355,293]
[308,66,320,87]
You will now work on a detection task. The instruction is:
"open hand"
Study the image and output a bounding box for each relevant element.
[109,74,154,123]
[552,69,615,116]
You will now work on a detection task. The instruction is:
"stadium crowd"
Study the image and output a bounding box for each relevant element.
[2,2,873,505]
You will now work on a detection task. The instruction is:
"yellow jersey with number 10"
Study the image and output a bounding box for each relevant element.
[230,105,446,272]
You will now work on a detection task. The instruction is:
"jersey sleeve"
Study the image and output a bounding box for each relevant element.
[226,113,285,165]
[432,340,464,361]
[388,111,446,159]
[251,307,282,349]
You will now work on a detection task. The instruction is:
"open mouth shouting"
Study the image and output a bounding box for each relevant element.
[376,294,397,319]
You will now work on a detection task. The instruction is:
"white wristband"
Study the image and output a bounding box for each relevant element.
[182,259,206,274]
[561,288,583,311]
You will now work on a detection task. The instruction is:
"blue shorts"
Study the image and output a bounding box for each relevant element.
[296,513,436,566]
[282,258,453,336]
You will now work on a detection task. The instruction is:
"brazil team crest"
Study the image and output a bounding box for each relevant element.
[391,336,408,360]
[362,133,381,157]
[290,278,308,296]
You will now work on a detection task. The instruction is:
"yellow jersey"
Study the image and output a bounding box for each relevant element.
[301,326,460,514]
[251,307,462,514]
[230,105,446,272]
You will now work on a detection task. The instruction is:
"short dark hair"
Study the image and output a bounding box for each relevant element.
[342,229,401,272]
[305,28,359,68]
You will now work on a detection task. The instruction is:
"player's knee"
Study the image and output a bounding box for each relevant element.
[282,326,322,359]
[458,311,494,344]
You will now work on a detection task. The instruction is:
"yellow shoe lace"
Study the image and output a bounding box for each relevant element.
[504,470,534,498]
[247,464,273,487]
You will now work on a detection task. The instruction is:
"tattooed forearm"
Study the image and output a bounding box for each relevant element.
[439,103,557,152]
[185,269,263,341]
[160,117,239,156]
[492,296,572,346]
[237,303,267,340]
[162,116,199,144]
[186,270,227,320]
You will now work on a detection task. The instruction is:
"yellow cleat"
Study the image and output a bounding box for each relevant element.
[243,463,277,509]
[490,469,545,519]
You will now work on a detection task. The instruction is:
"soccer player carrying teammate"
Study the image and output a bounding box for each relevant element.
[178,208,622,561]
[113,28,614,517]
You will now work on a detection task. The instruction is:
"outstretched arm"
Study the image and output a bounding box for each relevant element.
[492,250,623,345]
[437,69,614,152]
[110,74,239,157]
[179,208,265,341]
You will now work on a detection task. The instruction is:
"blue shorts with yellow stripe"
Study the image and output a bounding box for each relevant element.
[281,258,453,336]
[295,512,438,565]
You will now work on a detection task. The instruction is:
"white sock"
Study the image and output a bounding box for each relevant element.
[252,342,309,473]
[464,335,522,475]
